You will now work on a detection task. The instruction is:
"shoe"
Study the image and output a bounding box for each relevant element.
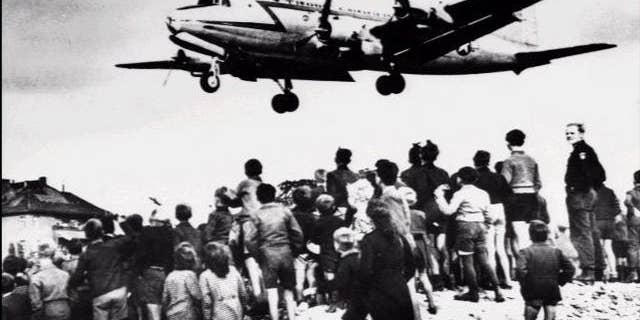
[427,305,438,315]
[575,269,595,284]
[494,291,505,303]
[499,283,513,290]
[454,291,479,302]
[326,305,337,313]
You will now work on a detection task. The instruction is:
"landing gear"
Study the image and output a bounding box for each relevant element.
[199,57,221,93]
[271,79,299,113]
[376,73,405,95]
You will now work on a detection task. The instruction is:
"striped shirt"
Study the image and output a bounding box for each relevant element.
[161,270,202,320]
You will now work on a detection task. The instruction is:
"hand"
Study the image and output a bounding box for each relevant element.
[434,184,449,197]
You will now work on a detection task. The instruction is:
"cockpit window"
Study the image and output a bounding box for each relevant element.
[198,0,230,6]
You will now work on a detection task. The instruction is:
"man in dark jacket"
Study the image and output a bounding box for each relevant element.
[246,183,304,320]
[327,148,358,209]
[2,273,30,320]
[564,123,606,281]
[173,203,202,252]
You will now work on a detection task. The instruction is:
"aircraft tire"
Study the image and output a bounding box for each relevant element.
[200,72,220,93]
[284,92,299,112]
[271,94,288,114]
[389,74,405,94]
[376,75,392,96]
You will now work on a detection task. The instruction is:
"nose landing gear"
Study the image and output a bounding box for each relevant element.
[376,73,405,96]
[199,57,221,93]
[271,79,299,113]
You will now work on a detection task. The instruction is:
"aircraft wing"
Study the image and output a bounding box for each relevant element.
[392,0,543,62]
[513,43,616,73]
[116,59,210,73]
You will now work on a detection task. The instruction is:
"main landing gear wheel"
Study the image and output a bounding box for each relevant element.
[271,92,299,113]
[376,73,405,95]
[200,72,220,93]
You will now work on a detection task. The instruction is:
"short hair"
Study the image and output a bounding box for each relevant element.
[566,123,585,133]
[333,227,356,252]
[335,148,352,165]
[203,242,230,278]
[457,167,479,184]
[292,186,313,208]
[634,170,640,184]
[506,129,526,146]
[174,245,197,270]
[494,161,504,174]
[84,218,104,240]
[314,169,327,182]
[175,204,192,221]
[125,214,143,232]
[421,140,440,162]
[376,159,399,186]
[315,194,335,215]
[2,273,15,294]
[528,220,549,242]
[100,215,115,234]
[214,187,232,207]
[256,183,276,203]
[473,150,491,167]
[66,239,83,255]
[37,243,55,259]
[244,159,263,177]
[408,143,421,165]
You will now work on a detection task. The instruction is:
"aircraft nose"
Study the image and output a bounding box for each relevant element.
[166,16,179,34]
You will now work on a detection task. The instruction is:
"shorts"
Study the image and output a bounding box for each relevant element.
[454,221,487,255]
[596,220,615,240]
[505,193,538,222]
[612,240,629,258]
[259,246,295,290]
[136,267,165,304]
[526,299,559,308]
[93,287,128,320]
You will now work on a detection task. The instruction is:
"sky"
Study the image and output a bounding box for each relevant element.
[2,0,639,226]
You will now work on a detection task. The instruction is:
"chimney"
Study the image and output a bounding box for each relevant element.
[39,176,47,185]
[62,184,65,192]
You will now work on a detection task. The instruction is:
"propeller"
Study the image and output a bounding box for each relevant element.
[295,0,333,48]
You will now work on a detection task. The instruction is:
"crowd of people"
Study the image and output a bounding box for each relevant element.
[2,123,639,320]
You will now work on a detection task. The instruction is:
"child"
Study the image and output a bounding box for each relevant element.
[311,194,347,311]
[200,242,248,320]
[162,245,202,320]
[434,167,504,302]
[623,170,640,282]
[332,227,366,320]
[516,220,575,320]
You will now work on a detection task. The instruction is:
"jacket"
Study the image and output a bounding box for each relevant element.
[474,166,511,204]
[594,186,621,221]
[565,140,606,192]
[516,242,575,302]
[137,225,174,272]
[327,166,359,208]
[29,261,70,312]
[174,222,202,252]
[202,209,233,244]
[502,150,542,193]
[246,203,304,255]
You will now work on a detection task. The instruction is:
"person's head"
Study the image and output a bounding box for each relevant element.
[634,170,640,185]
[203,242,230,278]
[473,150,491,168]
[506,129,526,147]
[456,167,479,185]
[100,215,115,235]
[84,218,104,240]
[335,148,352,166]
[37,243,55,260]
[528,220,549,242]
[149,209,171,227]
[494,161,504,174]
[244,158,263,177]
[7,243,16,256]
[400,187,417,207]
[125,214,143,232]
[314,169,327,183]
[315,194,336,216]
[408,143,422,166]
[292,186,314,209]
[421,140,440,163]
[366,198,395,239]
[376,159,399,186]
[333,227,356,253]
[66,239,83,255]
[565,123,585,144]
[256,183,276,204]
[174,244,197,271]
[175,204,192,222]
[214,186,232,209]
[2,273,15,294]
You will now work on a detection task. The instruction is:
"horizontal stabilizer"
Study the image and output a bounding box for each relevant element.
[514,43,616,73]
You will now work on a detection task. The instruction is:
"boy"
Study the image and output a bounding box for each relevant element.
[623,170,640,282]
[332,227,366,320]
[434,166,504,302]
[516,220,575,320]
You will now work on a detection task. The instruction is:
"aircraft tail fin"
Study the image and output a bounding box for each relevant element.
[513,43,616,74]
[492,7,538,48]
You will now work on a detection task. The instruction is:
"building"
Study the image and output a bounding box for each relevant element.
[2,177,110,257]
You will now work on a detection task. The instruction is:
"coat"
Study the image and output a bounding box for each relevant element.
[516,243,575,303]
[359,229,414,320]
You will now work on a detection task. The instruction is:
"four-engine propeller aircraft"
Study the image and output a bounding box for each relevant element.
[116,0,615,113]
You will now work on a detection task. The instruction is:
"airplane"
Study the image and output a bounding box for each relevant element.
[116,0,616,113]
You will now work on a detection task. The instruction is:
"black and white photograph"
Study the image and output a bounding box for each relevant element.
[2,0,639,319]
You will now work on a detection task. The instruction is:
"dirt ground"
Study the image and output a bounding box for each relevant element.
[299,281,640,320]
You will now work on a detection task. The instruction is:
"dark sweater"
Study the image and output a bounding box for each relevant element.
[474,166,511,204]
[594,186,621,221]
[565,140,606,192]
